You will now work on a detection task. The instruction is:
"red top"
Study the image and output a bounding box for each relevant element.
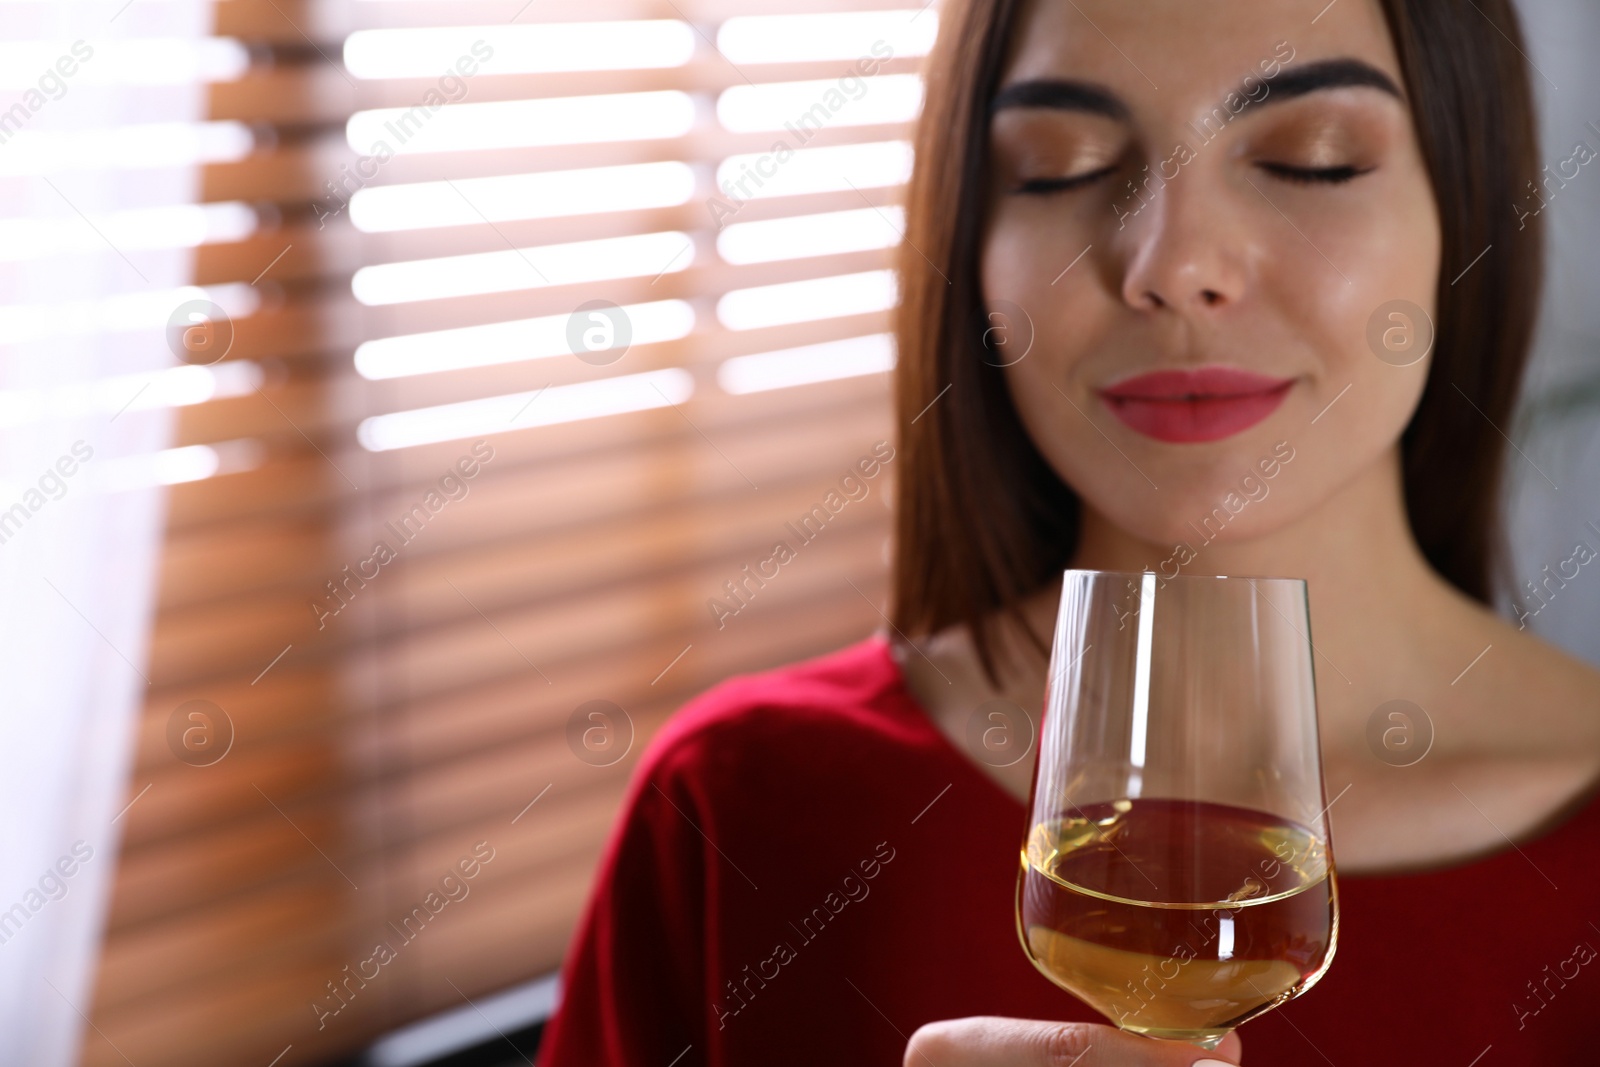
[537,634,1600,1066]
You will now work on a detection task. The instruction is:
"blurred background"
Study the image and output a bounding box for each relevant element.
[0,1,1593,1066]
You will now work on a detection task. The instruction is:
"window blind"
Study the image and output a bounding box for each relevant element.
[83,2,933,1064]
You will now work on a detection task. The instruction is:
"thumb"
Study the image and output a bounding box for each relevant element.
[1201,1031,1243,1063]
[905,1017,1244,1067]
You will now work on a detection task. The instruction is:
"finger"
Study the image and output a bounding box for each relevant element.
[903,1017,1244,1067]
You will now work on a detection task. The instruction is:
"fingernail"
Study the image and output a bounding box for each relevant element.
[1192,1060,1235,1067]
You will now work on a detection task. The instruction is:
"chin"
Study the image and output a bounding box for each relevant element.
[1075,471,1303,556]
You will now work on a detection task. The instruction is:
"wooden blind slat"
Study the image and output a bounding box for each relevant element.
[167,369,892,524]
[208,56,927,124]
[204,123,912,202]
[193,184,905,287]
[212,0,927,39]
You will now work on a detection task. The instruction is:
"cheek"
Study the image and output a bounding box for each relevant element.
[984,213,1111,471]
[1292,168,1438,448]
[981,211,1055,303]
[981,184,1108,301]
[1284,165,1441,377]
[981,209,1105,375]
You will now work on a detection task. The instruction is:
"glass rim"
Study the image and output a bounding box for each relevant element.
[1060,567,1308,589]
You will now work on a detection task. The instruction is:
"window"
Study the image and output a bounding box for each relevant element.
[83,2,933,1064]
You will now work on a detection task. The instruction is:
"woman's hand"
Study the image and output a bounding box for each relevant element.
[904,1017,1243,1067]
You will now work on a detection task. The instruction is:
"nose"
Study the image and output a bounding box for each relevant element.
[1117,170,1251,315]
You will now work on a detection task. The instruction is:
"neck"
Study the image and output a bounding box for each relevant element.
[1005,446,1450,691]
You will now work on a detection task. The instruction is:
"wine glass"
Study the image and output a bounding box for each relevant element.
[1016,569,1338,1050]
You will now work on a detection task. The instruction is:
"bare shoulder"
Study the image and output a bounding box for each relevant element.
[1427,577,1600,763]
[1507,622,1600,708]
[1328,580,1600,872]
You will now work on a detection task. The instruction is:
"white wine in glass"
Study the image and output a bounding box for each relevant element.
[1016,570,1338,1050]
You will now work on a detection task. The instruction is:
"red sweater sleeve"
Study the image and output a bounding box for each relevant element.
[536,712,713,1066]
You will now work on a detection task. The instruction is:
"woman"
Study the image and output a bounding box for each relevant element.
[538,0,1600,1064]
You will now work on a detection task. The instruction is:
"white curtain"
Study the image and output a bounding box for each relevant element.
[0,2,210,1063]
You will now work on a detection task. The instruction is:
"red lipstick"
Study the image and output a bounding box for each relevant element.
[1097,367,1295,444]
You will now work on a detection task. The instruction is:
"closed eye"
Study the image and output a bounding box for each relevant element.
[1257,162,1373,185]
[1014,163,1119,195]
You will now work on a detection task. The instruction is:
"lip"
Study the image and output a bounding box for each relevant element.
[1097,366,1296,444]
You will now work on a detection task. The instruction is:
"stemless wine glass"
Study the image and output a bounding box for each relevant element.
[1016,569,1338,1050]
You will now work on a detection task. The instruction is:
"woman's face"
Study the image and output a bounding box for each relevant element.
[983,0,1439,549]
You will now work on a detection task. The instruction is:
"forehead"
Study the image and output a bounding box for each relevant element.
[997,0,1404,109]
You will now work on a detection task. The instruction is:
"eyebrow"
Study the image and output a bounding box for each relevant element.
[1266,58,1404,104]
[989,57,1404,119]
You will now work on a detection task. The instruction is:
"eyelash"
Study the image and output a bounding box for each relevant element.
[1257,162,1372,184]
[1012,161,1374,195]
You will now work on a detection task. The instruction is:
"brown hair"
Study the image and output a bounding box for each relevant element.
[888,0,1545,688]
